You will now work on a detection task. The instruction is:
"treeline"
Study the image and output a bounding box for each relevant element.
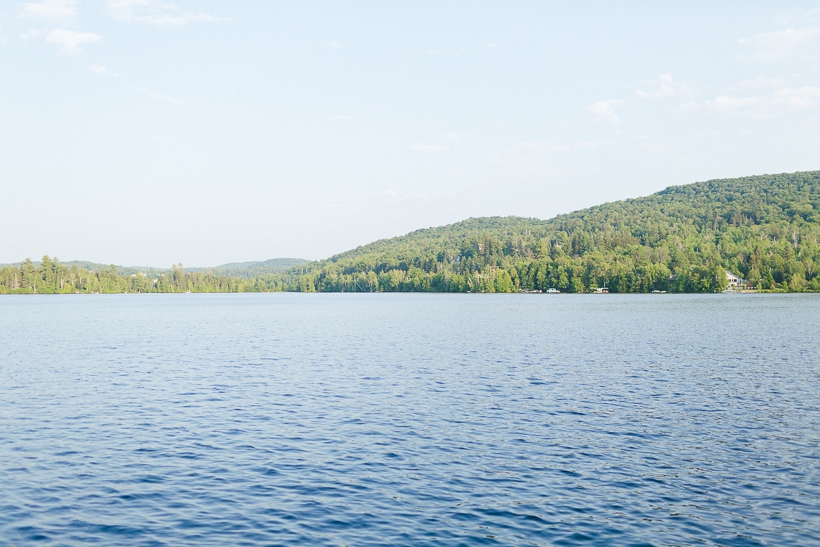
[3,171,819,295]
[275,171,820,293]
[187,258,310,279]
[0,258,286,294]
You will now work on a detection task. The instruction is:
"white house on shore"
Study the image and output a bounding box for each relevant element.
[725,270,747,289]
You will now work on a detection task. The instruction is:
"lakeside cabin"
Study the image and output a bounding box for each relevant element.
[725,270,747,290]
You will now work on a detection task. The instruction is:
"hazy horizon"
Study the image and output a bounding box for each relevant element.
[3,1,819,265]
[1,168,816,269]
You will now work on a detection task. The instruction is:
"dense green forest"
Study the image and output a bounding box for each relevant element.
[278,171,820,293]
[0,259,288,294]
[0,257,309,278]
[2,171,819,294]
[0,257,309,294]
[0,260,162,277]
[186,258,309,278]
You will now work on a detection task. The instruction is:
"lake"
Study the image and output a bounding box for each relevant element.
[1,294,818,546]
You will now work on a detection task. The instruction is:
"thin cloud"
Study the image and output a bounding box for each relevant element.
[739,27,820,61]
[588,99,624,126]
[46,29,101,54]
[635,73,680,98]
[88,64,118,76]
[136,87,185,105]
[21,28,43,40]
[502,141,572,154]
[333,115,353,121]
[487,140,576,181]
[774,8,820,27]
[732,76,783,91]
[777,86,820,107]
[412,143,449,152]
[19,0,77,19]
[107,0,219,26]
[706,95,758,110]
[682,86,817,113]
[325,189,456,213]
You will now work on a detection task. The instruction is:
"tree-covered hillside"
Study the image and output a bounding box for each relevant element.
[186,258,309,278]
[2,171,818,294]
[277,171,820,293]
[0,258,306,294]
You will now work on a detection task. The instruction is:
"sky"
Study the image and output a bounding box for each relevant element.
[2,1,819,266]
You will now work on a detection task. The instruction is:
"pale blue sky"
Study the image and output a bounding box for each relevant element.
[2,1,819,266]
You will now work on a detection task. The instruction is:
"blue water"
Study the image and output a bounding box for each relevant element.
[1,294,818,546]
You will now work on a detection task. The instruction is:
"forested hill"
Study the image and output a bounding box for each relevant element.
[186,258,309,278]
[2,171,818,294]
[277,171,820,293]
[0,259,306,294]
[0,258,309,277]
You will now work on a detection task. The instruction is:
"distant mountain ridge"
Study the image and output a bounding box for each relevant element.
[0,258,309,278]
[187,258,310,278]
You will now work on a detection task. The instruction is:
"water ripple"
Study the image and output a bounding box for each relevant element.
[0,293,818,546]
